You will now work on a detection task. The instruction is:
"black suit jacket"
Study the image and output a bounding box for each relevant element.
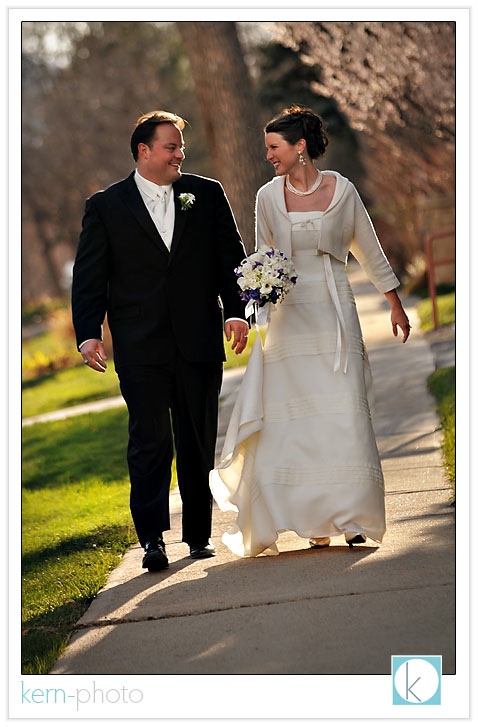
[72,172,247,366]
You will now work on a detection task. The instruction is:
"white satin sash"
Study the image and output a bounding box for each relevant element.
[323,253,349,374]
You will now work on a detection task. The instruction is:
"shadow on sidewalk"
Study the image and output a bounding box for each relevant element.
[53,502,455,676]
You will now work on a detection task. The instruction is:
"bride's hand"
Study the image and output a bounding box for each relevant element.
[384,290,411,343]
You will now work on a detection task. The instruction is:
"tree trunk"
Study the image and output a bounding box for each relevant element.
[177,22,269,252]
[23,198,65,299]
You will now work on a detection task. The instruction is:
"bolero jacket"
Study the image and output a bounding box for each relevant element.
[255,171,400,294]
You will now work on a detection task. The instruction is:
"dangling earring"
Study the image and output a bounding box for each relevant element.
[298,150,307,166]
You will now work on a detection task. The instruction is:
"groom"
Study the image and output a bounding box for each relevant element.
[71,110,249,571]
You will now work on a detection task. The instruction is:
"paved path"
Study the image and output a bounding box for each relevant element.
[37,264,457,717]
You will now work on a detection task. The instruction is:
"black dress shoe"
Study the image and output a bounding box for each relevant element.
[345,533,367,548]
[189,540,216,559]
[142,538,169,571]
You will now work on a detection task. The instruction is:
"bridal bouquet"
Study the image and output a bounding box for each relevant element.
[235,246,298,317]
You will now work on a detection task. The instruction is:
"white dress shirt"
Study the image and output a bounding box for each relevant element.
[134,169,174,251]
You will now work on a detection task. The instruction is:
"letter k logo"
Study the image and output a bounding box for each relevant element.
[405,661,422,701]
[392,656,442,705]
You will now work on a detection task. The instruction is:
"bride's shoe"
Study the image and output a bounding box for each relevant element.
[345,533,366,548]
[309,537,331,549]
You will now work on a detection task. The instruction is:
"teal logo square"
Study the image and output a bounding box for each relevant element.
[392,656,442,705]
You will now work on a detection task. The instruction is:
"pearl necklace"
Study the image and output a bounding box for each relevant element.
[286,170,323,196]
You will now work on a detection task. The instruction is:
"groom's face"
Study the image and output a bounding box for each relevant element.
[139,122,185,186]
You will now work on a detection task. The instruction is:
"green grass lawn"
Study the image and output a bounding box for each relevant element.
[416,293,456,498]
[22,363,122,418]
[21,405,179,674]
[22,408,136,674]
[416,291,455,331]
[427,366,455,498]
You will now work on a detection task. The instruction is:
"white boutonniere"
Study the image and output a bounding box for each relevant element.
[178,193,195,211]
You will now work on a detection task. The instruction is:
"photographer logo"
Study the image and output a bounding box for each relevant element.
[392,656,441,705]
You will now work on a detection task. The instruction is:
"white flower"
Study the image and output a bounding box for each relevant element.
[235,246,298,312]
[178,193,195,211]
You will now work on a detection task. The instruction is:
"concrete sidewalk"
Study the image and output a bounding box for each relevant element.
[49,265,455,679]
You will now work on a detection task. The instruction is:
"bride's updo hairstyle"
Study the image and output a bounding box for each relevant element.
[264,105,328,160]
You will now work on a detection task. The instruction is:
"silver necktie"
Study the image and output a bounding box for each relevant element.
[153,190,167,233]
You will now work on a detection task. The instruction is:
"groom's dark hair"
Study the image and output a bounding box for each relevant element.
[130,110,187,161]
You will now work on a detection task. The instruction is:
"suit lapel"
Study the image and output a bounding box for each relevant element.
[119,173,170,256]
[168,181,189,260]
[119,173,194,260]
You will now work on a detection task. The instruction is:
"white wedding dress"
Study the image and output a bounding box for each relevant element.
[210,211,386,557]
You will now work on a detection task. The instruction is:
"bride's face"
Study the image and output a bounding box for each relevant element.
[265,132,302,177]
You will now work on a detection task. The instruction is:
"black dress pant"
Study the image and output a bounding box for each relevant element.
[117,352,223,548]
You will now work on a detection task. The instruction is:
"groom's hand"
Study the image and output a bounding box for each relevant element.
[79,339,108,372]
[225,320,249,355]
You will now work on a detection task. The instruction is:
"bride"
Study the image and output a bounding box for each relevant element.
[210,105,411,557]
